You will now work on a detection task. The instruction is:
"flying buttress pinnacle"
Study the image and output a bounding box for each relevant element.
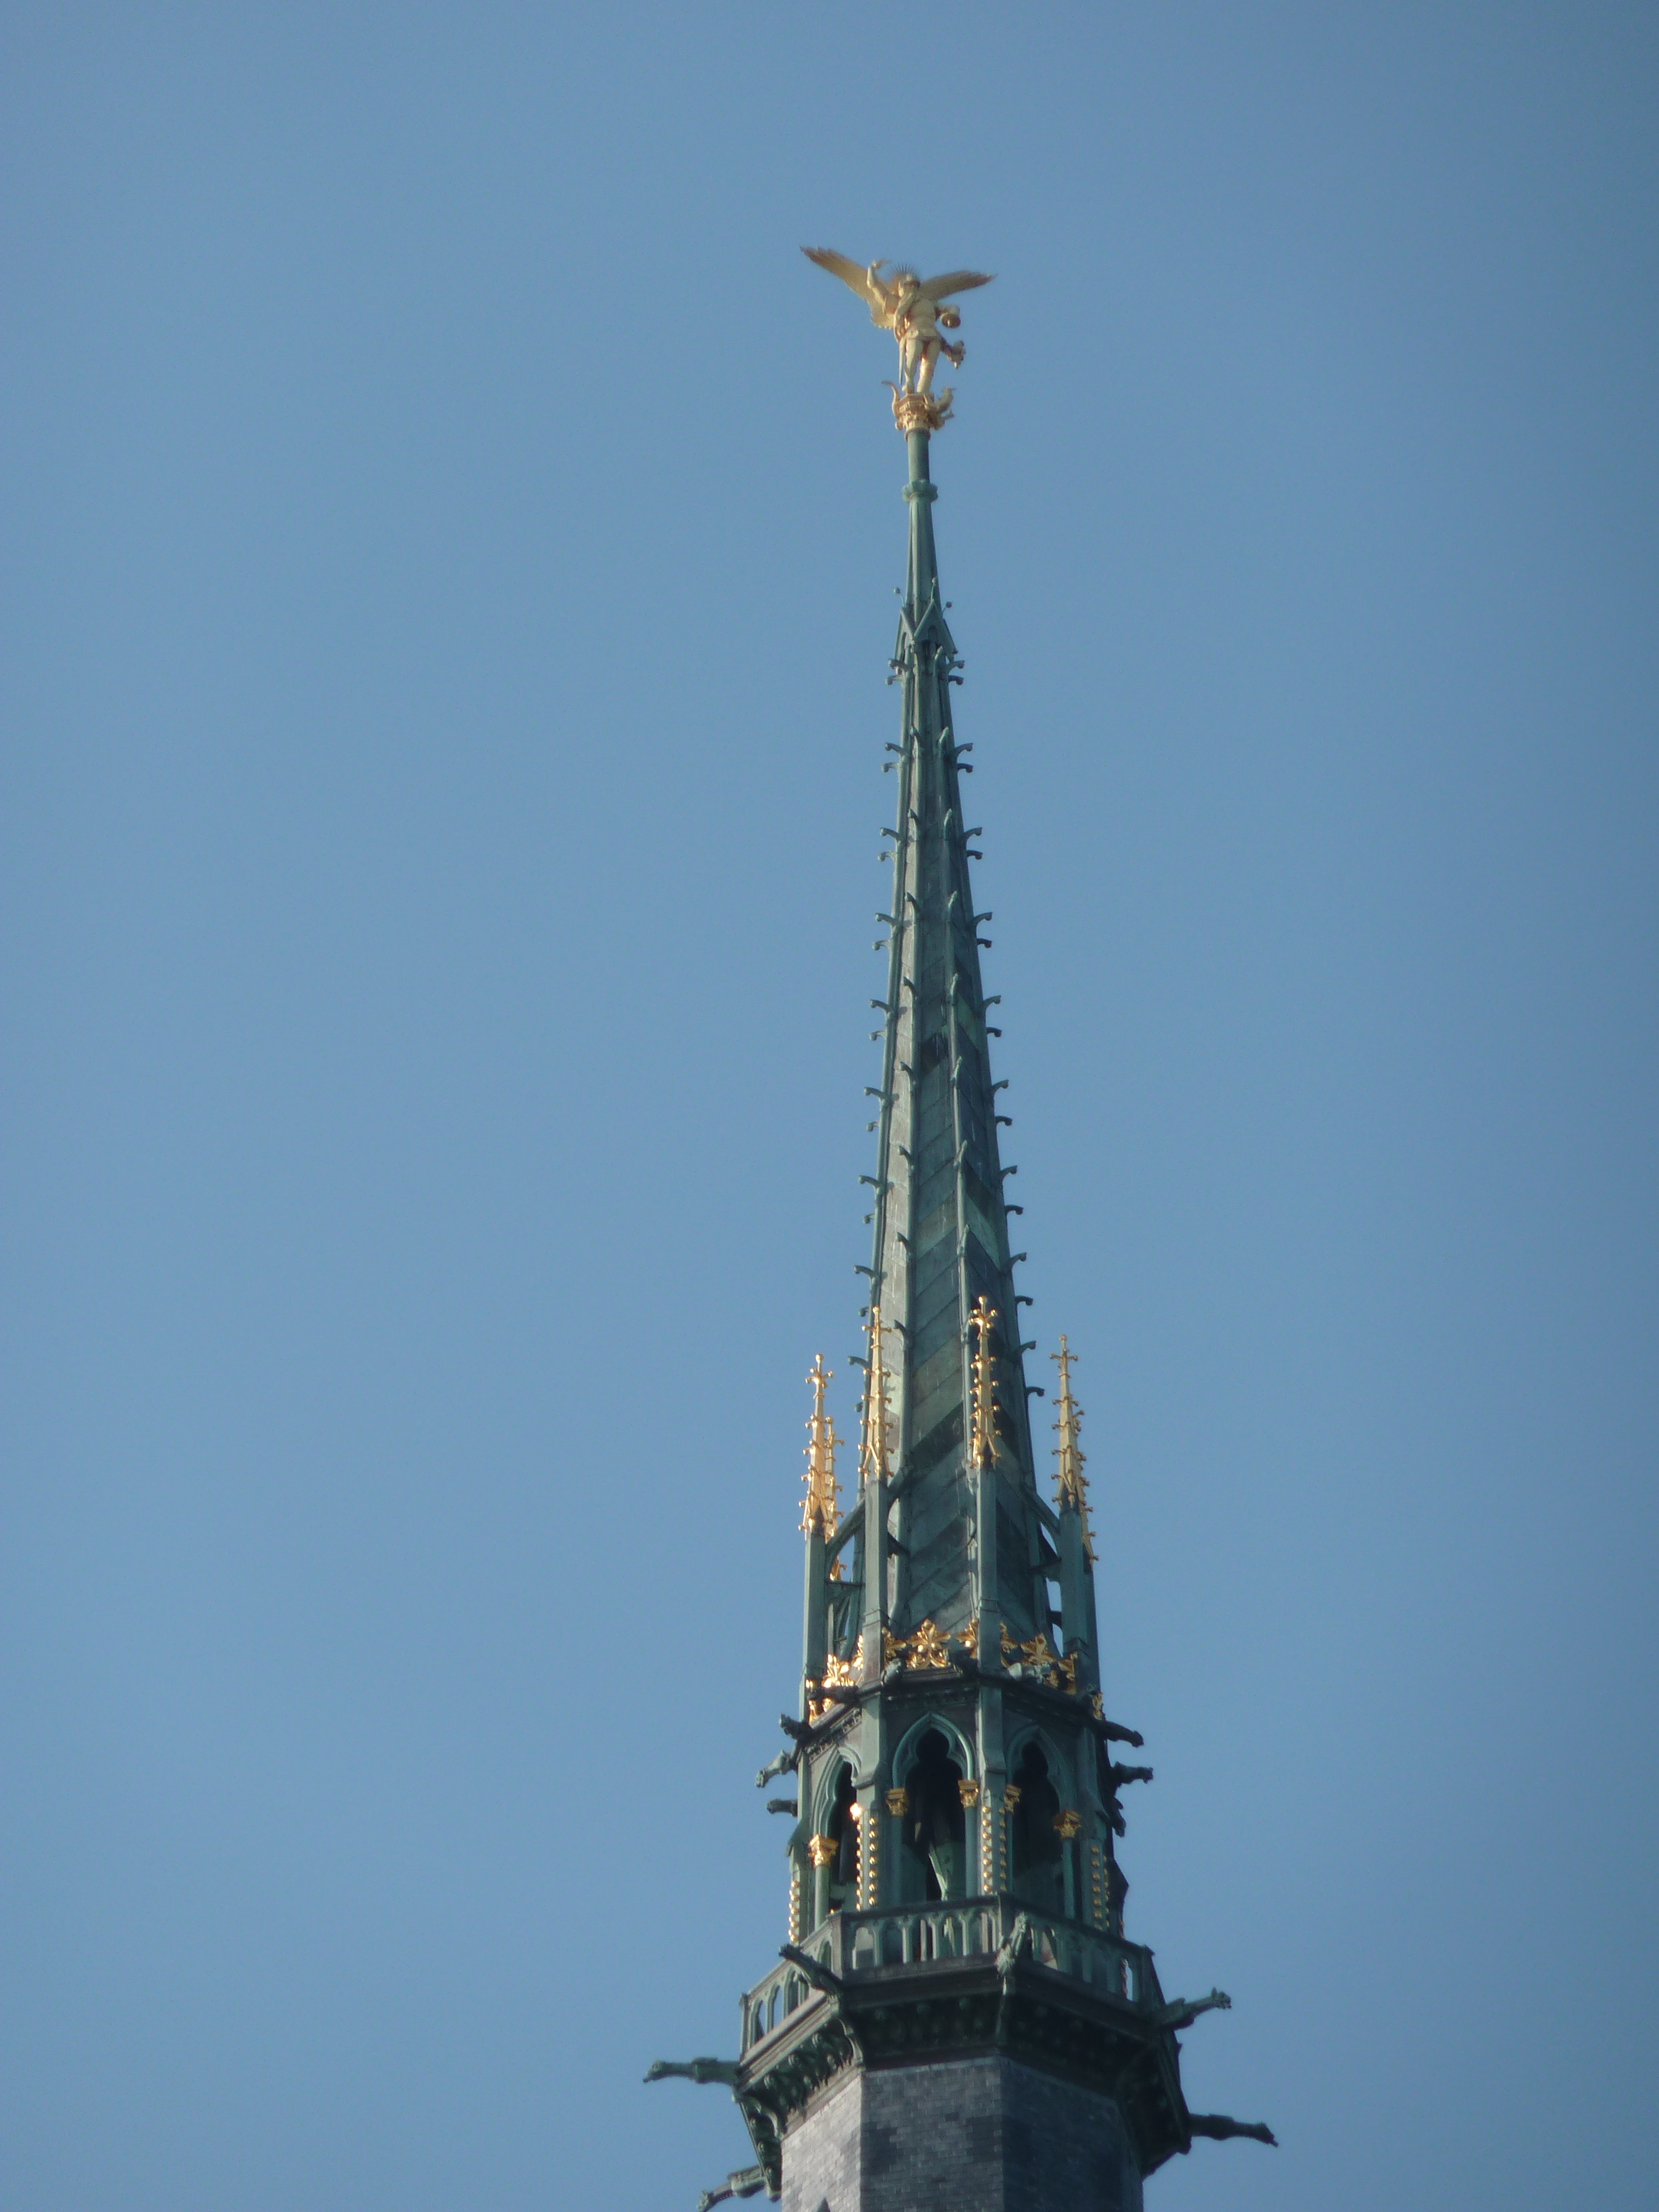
[801,1355,841,1541]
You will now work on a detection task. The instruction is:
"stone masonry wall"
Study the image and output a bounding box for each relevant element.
[779,2056,1144,2212]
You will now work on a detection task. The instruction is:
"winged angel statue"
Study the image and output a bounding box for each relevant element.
[803,248,994,425]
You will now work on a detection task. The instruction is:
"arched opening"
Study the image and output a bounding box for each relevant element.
[825,1762,858,1912]
[899,1728,967,1902]
[1009,1740,1065,1913]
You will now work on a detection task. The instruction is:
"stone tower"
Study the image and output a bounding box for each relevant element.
[650,267,1273,2212]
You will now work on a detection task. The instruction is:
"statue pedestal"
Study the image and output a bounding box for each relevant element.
[892,388,952,434]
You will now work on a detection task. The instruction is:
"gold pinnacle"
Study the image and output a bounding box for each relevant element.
[1051,1334,1095,1563]
[859,1304,894,1489]
[801,1354,842,1540]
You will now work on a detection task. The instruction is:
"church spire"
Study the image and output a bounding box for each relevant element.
[860,417,1058,1666]
[647,259,1277,2209]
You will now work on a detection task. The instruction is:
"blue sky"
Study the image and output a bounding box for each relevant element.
[3,6,1656,2208]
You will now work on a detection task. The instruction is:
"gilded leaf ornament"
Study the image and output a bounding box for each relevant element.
[969,1297,1001,1472]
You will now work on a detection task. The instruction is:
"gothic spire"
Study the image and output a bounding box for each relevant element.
[692,269,1277,2212]
[859,420,1062,1666]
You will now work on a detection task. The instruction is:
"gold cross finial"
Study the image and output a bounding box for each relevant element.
[1051,1334,1095,1562]
[968,1296,1000,1472]
[801,1354,842,1538]
[859,1305,894,1490]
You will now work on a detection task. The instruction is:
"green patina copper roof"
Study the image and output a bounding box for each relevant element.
[859,427,1058,1650]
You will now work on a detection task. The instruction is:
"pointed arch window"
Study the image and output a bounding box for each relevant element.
[825,1762,858,1911]
[1009,1741,1065,1913]
[898,1728,967,1902]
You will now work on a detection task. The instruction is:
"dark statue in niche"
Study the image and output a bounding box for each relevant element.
[826,1762,859,1908]
[899,1728,967,1901]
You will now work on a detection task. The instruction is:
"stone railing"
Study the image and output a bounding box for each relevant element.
[740,1896,1161,2057]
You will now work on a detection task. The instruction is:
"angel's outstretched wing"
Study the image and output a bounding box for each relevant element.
[802,246,894,320]
[919,269,995,301]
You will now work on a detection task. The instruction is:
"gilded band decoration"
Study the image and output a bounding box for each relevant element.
[994,1620,1080,1694]
[882,1618,974,1671]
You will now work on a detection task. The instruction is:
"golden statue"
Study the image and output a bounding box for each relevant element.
[803,248,994,422]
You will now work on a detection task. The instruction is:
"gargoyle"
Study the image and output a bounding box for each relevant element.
[1108,1763,1154,1789]
[778,1712,816,1746]
[755,1745,798,1788]
[1187,2113,1277,2148]
[697,2163,768,2209]
[1153,1987,1231,2032]
[764,1798,798,1817]
[644,2057,742,2088]
[1100,1719,1145,1747]
[779,1942,843,1997]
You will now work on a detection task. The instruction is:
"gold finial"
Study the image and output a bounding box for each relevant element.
[801,1354,842,1540]
[968,1296,1000,1472]
[859,1305,894,1490]
[1052,1334,1095,1563]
